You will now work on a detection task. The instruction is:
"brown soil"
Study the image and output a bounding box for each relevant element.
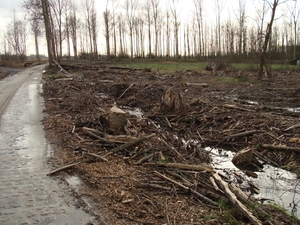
[42,61,300,225]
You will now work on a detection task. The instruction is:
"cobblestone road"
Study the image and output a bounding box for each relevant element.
[0,66,97,225]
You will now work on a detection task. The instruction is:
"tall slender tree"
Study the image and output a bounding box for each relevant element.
[258,0,286,80]
[169,0,180,58]
[125,0,138,59]
[287,0,300,59]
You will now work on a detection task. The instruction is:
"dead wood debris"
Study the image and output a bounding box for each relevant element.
[42,63,300,224]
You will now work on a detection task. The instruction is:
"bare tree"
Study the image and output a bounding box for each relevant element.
[103,0,115,59]
[214,0,224,56]
[193,0,204,58]
[258,0,287,80]
[145,0,152,57]
[50,0,65,61]
[23,0,43,62]
[91,6,98,58]
[31,18,42,62]
[286,0,300,59]
[234,0,247,56]
[117,14,127,56]
[42,0,56,66]
[6,11,27,61]
[63,2,71,59]
[150,0,160,57]
[69,1,79,59]
[169,0,181,58]
[125,0,138,59]
[82,0,98,59]
[165,10,171,57]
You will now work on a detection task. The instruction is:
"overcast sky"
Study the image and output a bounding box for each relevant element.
[0,0,289,56]
[0,0,24,39]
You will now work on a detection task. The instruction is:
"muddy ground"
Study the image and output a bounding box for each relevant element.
[41,61,300,225]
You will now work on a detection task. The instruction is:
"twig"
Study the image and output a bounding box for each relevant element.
[158,137,186,162]
[103,133,156,157]
[284,123,300,132]
[136,182,173,192]
[117,83,134,100]
[47,162,81,176]
[86,152,108,162]
[135,153,154,165]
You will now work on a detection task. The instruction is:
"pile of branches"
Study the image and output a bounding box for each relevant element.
[42,68,300,224]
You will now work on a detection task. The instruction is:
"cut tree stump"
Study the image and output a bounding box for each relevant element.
[108,106,127,133]
[159,88,186,114]
[232,147,254,167]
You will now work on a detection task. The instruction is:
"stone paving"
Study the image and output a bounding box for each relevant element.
[0,67,97,225]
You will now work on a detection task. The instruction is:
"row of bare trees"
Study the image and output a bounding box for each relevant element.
[1,0,299,69]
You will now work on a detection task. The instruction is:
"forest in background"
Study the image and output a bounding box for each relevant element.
[1,0,300,65]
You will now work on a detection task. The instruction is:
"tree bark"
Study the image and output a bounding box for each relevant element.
[258,0,279,80]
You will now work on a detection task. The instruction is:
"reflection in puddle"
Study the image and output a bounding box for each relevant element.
[286,107,300,113]
[206,147,300,218]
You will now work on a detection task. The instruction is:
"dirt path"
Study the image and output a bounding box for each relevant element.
[0,65,98,225]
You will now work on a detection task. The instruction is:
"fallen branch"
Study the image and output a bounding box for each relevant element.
[47,162,81,176]
[261,144,300,153]
[135,153,154,165]
[212,173,262,225]
[86,152,108,162]
[284,123,300,132]
[225,130,263,140]
[149,162,214,173]
[136,182,173,192]
[82,127,111,143]
[53,59,69,74]
[229,184,281,225]
[103,133,156,157]
[158,137,186,163]
[154,171,218,206]
[117,83,134,100]
[224,104,255,112]
[83,127,138,144]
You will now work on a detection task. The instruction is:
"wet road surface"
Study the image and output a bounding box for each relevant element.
[0,65,97,225]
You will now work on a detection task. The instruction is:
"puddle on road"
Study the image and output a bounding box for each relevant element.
[41,209,94,225]
[206,147,300,218]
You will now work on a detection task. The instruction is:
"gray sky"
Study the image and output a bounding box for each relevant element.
[0,0,29,53]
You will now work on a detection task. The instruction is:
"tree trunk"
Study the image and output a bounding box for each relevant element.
[41,0,54,68]
[258,0,278,80]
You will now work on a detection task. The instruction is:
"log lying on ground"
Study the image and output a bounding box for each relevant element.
[229,183,281,225]
[225,130,262,140]
[212,173,262,225]
[262,144,300,153]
